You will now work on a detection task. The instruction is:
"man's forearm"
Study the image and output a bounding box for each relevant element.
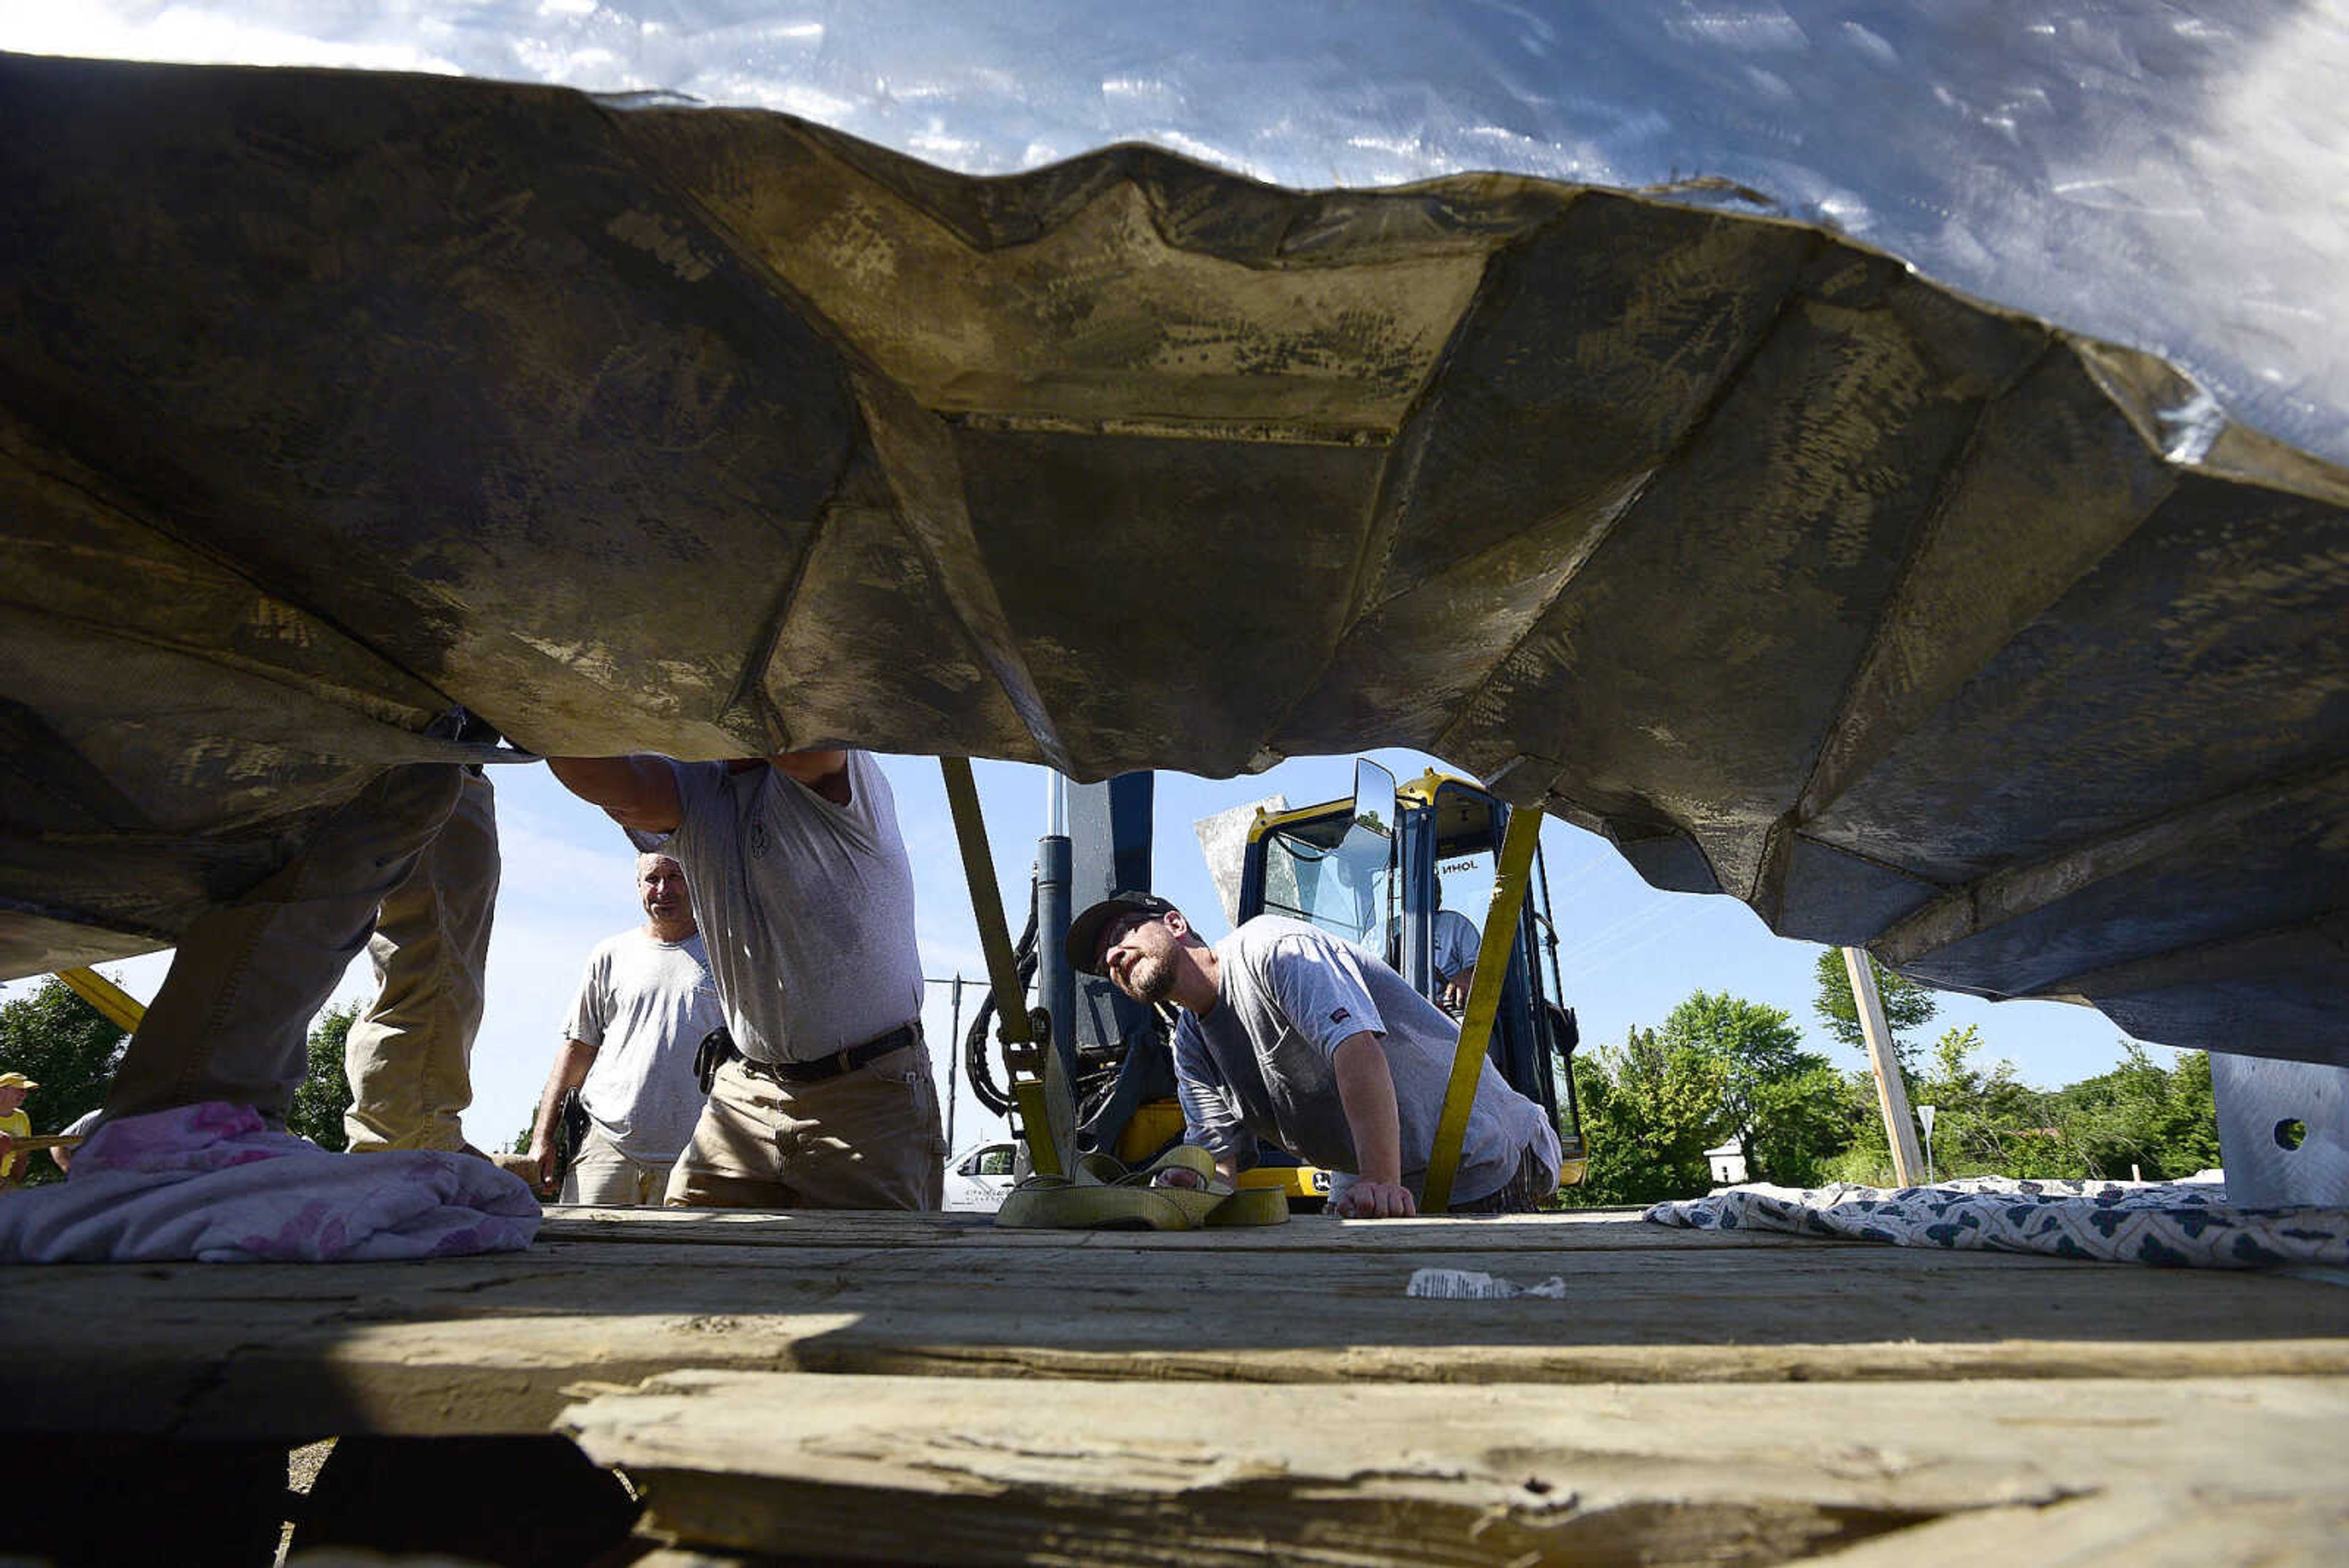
[1330,1031,1405,1184]
[546,756,682,834]
[529,1039,598,1153]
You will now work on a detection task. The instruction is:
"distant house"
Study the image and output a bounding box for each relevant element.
[1705,1140,1748,1187]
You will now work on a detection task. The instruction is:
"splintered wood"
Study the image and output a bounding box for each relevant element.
[6,1209,2345,1563]
[565,1370,2349,1567]
[9,1211,2348,1440]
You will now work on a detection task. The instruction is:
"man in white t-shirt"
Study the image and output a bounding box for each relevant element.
[1069,892,1560,1219]
[525,853,723,1204]
[546,748,943,1209]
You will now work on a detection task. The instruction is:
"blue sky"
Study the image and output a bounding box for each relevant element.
[24,748,2174,1157]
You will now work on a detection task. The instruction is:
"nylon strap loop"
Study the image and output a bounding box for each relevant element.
[995,1143,1290,1231]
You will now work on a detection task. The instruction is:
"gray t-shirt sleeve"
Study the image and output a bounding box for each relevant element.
[1261,932,1387,1057]
[562,946,613,1049]
[1172,1016,1256,1170]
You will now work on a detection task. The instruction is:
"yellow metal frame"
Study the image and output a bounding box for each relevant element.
[987,764,1571,1210]
[1242,768,1474,850]
[1420,802,1545,1211]
[1233,1164,1332,1202]
[58,967,144,1032]
[940,757,1074,1180]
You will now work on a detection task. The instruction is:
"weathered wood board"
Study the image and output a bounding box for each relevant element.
[4,1211,2343,1443]
[565,1370,2349,1567]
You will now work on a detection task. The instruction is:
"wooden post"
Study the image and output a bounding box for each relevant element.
[1842,947,1924,1187]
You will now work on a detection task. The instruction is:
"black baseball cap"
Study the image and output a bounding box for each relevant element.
[1066,891,1177,976]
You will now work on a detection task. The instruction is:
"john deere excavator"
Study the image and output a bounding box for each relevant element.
[961,760,1587,1206]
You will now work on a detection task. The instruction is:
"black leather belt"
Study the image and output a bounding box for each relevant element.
[744,1022,919,1085]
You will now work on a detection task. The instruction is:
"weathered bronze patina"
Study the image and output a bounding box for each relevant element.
[1,54,2340,1061]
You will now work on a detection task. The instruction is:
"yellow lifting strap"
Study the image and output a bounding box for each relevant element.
[995,1143,1289,1231]
[58,967,144,1033]
[937,757,1075,1180]
[1420,802,1545,1212]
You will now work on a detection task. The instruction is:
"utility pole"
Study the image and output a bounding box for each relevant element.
[946,975,963,1148]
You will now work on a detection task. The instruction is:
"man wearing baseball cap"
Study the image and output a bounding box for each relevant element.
[0,1072,37,1183]
[1067,893,1560,1219]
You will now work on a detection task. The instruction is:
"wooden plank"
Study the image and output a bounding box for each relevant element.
[20,1227,2343,1349]
[624,1496,2349,1568]
[562,1372,2349,1567]
[4,1221,2343,1441]
[534,1206,1833,1251]
[122,1322,2349,1441]
[1808,1489,2349,1568]
[9,1213,2339,1448]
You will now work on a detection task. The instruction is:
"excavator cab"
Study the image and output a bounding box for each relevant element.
[1234,764,1587,1192]
[965,762,1587,1205]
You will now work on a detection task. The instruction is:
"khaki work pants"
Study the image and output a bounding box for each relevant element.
[106,765,468,1126]
[559,1125,676,1206]
[342,767,499,1151]
[665,1041,946,1210]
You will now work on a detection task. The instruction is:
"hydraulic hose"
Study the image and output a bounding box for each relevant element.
[962,901,1039,1118]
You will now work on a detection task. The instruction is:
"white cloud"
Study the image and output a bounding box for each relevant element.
[0,3,464,73]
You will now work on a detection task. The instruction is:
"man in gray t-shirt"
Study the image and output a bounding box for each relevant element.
[525,852,724,1205]
[547,748,943,1209]
[1068,893,1561,1218]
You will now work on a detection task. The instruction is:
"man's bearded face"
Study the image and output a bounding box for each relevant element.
[1104,914,1177,1004]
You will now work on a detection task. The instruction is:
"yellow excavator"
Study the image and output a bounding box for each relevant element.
[961,761,1587,1206]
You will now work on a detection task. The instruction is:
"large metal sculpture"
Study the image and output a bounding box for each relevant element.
[0,26,2341,1063]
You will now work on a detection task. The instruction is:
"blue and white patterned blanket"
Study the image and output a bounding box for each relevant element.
[1646,1176,2349,1268]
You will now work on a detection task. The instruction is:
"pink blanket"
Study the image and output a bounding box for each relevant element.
[0,1102,540,1262]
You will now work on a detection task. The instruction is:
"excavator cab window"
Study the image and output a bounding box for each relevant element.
[1256,809,1395,953]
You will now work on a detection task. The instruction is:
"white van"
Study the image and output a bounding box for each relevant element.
[943,1141,1018,1213]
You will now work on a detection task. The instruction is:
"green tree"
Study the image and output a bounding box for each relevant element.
[1825,1088,1901,1187]
[2048,1045,2219,1181]
[1829,1025,2062,1184]
[2156,1051,2222,1175]
[286,1003,357,1151]
[1811,948,1939,1069]
[1654,990,1855,1187]
[1557,1022,1732,1206]
[0,977,129,1186]
[1907,1025,2082,1179]
[1745,1060,1867,1189]
[1829,1032,2219,1186]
